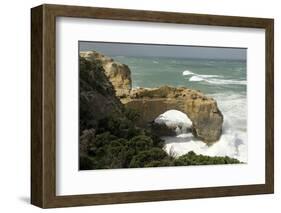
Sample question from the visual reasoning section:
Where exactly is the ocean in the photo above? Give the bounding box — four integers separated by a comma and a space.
113, 56, 247, 162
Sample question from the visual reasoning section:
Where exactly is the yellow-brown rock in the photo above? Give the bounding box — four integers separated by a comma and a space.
121, 86, 223, 142
80, 51, 132, 97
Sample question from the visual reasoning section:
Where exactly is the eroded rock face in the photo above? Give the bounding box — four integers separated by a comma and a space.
121, 86, 223, 142
80, 51, 132, 97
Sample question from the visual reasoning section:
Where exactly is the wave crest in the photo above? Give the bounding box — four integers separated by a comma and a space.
189, 76, 204, 81
182, 70, 194, 76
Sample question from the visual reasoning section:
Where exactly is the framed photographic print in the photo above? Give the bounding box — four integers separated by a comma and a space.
31, 4, 274, 208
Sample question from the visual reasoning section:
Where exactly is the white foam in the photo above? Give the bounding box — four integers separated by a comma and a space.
182, 69, 245, 85
189, 76, 204, 81
206, 78, 247, 85
189, 76, 246, 85
182, 70, 194, 76
164, 130, 247, 162
154, 110, 192, 134
162, 93, 247, 162
199, 74, 221, 78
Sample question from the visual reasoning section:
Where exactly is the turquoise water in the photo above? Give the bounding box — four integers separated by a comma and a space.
113, 56, 246, 94
112, 56, 247, 162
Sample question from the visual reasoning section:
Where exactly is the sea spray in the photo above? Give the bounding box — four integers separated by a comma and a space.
154, 110, 192, 134
162, 93, 247, 162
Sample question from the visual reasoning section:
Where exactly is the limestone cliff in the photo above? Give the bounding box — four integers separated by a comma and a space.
121, 86, 223, 142
80, 51, 132, 97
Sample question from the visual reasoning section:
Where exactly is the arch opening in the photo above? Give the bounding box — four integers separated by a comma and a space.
151, 109, 193, 136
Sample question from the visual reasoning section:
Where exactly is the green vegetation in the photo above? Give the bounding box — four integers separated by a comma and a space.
80, 110, 167, 169
174, 151, 240, 166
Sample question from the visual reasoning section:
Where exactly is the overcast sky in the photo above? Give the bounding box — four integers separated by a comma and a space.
79, 41, 246, 60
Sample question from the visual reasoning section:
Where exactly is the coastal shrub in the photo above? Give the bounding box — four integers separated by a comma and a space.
174, 151, 240, 166
96, 109, 156, 141
129, 148, 168, 168
102, 139, 130, 168
123, 107, 140, 122
144, 158, 174, 167
142, 129, 165, 148
94, 132, 117, 147
128, 135, 154, 152
79, 92, 97, 132
127, 126, 143, 139
79, 156, 94, 170
96, 115, 133, 139
84, 128, 169, 169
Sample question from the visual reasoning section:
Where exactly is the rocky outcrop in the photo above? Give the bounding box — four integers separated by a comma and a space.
79, 56, 124, 133
151, 122, 179, 136
121, 86, 223, 142
80, 51, 132, 97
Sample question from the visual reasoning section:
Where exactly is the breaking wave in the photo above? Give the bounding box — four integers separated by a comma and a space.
182, 70, 194, 76
182, 70, 246, 85
189, 76, 204, 82
160, 93, 247, 162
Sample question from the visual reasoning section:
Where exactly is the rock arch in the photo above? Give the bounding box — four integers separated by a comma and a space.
121, 86, 223, 142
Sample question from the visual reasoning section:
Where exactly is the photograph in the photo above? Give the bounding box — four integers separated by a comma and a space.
78, 41, 247, 170
29, 3, 274, 208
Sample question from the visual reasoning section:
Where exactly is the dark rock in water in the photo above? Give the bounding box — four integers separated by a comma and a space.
150, 122, 177, 136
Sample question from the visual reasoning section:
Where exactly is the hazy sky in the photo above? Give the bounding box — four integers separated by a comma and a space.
79, 41, 246, 60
